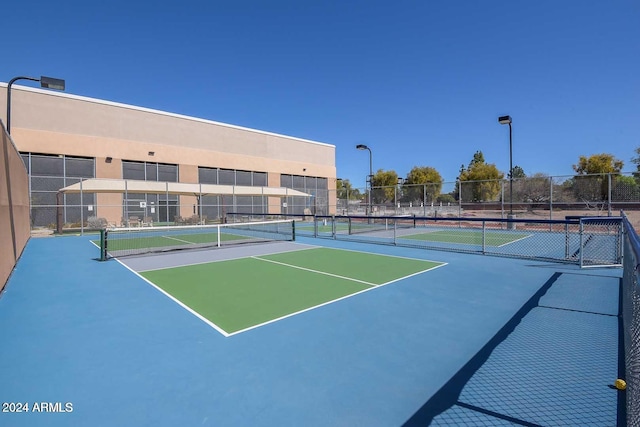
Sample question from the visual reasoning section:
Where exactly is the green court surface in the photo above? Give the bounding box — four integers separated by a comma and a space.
297, 222, 387, 233
139, 247, 444, 334
401, 229, 530, 246
97, 230, 250, 252
296, 222, 349, 233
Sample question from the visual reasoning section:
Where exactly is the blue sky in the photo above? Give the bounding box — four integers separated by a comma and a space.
3, 0, 638, 189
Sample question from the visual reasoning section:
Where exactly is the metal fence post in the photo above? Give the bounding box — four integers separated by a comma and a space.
579, 218, 584, 267
608, 173, 612, 216
549, 177, 553, 228
482, 220, 486, 254
80, 179, 84, 235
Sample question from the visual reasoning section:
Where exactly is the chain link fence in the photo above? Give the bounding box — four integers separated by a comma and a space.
27, 177, 319, 234
333, 172, 640, 228
623, 212, 640, 427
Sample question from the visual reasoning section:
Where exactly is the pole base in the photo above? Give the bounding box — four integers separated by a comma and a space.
507, 213, 516, 230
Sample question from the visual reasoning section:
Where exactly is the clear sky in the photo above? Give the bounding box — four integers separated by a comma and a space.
3, 0, 638, 189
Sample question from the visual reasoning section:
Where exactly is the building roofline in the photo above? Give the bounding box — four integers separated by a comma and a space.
0, 82, 334, 149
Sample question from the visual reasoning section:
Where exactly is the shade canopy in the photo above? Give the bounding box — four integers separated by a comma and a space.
59, 178, 311, 197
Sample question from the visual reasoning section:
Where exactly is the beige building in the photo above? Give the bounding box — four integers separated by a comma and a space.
0, 82, 336, 228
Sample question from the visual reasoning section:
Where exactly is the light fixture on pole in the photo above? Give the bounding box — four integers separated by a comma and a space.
356, 144, 372, 216
6, 75, 66, 134
498, 115, 514, 219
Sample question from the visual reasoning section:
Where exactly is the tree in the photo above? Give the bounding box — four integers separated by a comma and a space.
511, 165, 526, 179
612, 174, 640, 202
336, 179, 361, 200
572, 153, 624, 202
572, 153, 623, 174
370, 169, 399, 203
458, 151, 504, 202
403, 166, 443, 204
511, 172, 551, 211
632, 147, 640, 180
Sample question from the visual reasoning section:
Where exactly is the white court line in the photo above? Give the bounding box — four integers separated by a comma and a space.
251, 256, 377, 287
136, 243, 319, 273
317, 245, 444, 264
496, 234, 533, 247
227, 285, 379, 336
162, 235, 197, 244
116, 244, 447, 338
227, 259, 448, 337
115, 258, 230, 337
401, 229, 533, 248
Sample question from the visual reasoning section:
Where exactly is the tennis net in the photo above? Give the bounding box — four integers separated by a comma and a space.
99, 219, 295, 259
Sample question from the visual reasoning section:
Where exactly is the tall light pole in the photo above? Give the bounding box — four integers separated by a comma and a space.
498, 115, 513, 218
356, 144, 372, 216
7, 75, 66, 134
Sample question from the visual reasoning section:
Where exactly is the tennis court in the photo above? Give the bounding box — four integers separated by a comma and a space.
0, 217, 628, 427
124, 245, 445, 335
399, 228, 530, 246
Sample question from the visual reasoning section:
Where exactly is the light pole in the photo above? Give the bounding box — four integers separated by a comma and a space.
7, 75, 66, 134
498, 115, 514, 222
356, 144, 372, 216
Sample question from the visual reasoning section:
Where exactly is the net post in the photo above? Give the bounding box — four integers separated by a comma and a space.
348, 217, 352, 235
331, 216, 336, 238
291, 219, 296, 241
393, 218, 397, 245
217, 224, 221, 247
99, 229, 108, 261
565, 221, 570, 260
314, 215, 318, 237
579, 218, 584, 267
482, 220, 486, 254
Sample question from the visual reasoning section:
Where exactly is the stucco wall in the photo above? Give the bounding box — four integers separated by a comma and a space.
1, 120, 30, 292
0, 84, 336, 180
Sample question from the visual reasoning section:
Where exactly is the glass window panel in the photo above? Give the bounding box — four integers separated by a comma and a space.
65, 156, 94, 178
31, 155, 63, 176
292, 175, 305, 190
252, 196, 265, 213
146, 163, 158, 181
158, 163, 178, 182
236, 170, 252, 186
235, 196, 252, 210
279, 174, 290, 188
219, 169, 235, 185
199, 167, 218, 184
123, 161, 145, 180
317, 177, 328, 190
65, 178, 81, 186
253, 172, 267, 187
30, 176, 65, 192
65, 193, 83, 207
31, 206, 56, 227
305, 176, 317, 192
30, 191, 58, 205
64, 206, 82, 224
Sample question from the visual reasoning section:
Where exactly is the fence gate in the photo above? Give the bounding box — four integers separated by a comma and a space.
579, 217, 623, 267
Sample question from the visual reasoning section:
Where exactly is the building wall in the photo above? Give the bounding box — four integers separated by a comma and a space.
0, 83, 337, 224
0, 83, 335, 179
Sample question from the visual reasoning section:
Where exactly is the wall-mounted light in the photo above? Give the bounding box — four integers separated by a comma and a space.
148, 151, 155, 156
6, 75, 66, 134
105, 157, 113, 163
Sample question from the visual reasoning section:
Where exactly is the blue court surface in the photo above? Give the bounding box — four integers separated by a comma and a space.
0, 235, 623, 426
